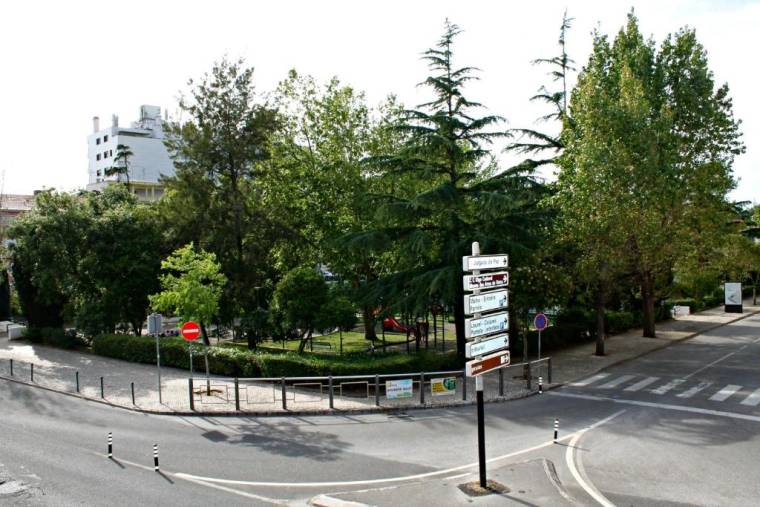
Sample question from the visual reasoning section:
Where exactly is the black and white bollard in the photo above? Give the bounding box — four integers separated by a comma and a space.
107, 432, 113, 458
539, 376, 543, 394
553, 418, 559, 442
153, 444, 159, 472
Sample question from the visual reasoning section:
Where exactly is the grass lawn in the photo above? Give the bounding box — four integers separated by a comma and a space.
255, 330, 411, 355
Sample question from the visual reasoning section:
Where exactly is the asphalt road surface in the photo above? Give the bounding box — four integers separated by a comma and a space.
1, 312, 758, 506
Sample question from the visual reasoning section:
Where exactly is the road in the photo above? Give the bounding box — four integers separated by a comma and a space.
1, 312, 758, 506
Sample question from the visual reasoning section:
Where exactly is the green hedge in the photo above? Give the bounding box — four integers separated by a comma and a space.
25, 327, 88, 350
91, 333, 460, 377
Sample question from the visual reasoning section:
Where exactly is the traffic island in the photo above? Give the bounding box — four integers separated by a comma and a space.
458, 479, 510, 497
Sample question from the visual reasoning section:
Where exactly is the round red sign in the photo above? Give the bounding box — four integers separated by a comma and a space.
181, 321, 201, 341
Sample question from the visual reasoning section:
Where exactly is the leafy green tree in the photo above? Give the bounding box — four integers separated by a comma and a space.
356, 21, 545, 360
150, 243, 227, 345
317, 290, 358, 355
163, 58, 279, 323
0, 269, 10, 321
76, 188, 163, 335
10, 191, 88, 328
558, 13, 743, 343
270, 267, 328, 353
265, 71, 404, 341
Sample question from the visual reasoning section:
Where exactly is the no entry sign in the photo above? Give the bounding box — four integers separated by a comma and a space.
181, 321, 201, 341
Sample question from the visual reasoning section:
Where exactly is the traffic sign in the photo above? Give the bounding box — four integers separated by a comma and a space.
181, 321, 201, 341
534, 312, 548, 331
465, 312, 509, 339
466, 334, 509, 358
463, 271, 509, 291
462, 255, 509, 272
466, 350, 511, 377
464, 290, 508, 315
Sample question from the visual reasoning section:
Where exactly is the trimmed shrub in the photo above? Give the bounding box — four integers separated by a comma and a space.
91, 333, 460, 377
25, 327, 88, 350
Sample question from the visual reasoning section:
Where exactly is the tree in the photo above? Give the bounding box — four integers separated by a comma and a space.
265, 70, 405, 341
354, 21, 545, 361
507, 10, 574, 171
317, 290, 358, 355
270, 267, 328, 353
150, 243, 227, 345
105, 144, 134, 191
163, 58, 279, 323
558, 13, 743, 343
0, 269, 10, 321
76, 188, 163, 335
9, 191, 88, 328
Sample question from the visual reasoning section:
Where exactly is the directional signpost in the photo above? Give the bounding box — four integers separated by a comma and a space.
463, 242, 510, 489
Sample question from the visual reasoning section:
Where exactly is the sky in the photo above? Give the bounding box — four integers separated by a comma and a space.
0, 0, 757, 203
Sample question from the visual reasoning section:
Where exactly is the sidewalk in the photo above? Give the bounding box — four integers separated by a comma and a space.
1, 298, 757, 415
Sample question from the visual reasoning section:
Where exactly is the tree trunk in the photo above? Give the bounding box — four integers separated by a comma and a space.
595, 288, 606, 356
297, 329, 311, 354
753, 281, 757, 306
362, 306, 377, 341
641, 273, 656, 338
200, 322, 211, 346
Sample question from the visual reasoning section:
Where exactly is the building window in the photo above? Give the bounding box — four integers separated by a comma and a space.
96, 170, 101, 177
104, 135, 109, 142
103, 151, 108, 158
96, 154, 101, 161
109, 149, 113, 156
96, 138, 101, 145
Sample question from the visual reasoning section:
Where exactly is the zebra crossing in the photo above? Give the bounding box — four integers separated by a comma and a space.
568, 373, 760, 407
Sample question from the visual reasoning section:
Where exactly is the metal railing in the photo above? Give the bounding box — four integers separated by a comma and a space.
2, 356, 551, 414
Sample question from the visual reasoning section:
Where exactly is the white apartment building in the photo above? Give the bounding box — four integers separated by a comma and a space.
86, 105, 175, 200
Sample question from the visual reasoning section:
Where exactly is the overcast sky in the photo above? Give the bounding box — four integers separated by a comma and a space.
1, 0, 757, 203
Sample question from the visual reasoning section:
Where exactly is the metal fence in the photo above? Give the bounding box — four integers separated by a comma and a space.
1, 356, 552, 414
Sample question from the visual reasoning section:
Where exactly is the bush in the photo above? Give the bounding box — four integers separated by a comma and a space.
606, 311, 637, 334
25, 327, 88, 350
91, 333, 460, 377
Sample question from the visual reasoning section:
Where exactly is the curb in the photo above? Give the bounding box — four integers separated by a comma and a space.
548, 307, 760, 390
0, 371, 534, 418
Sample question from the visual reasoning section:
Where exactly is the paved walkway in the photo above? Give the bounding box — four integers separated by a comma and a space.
0, 298, 757, 415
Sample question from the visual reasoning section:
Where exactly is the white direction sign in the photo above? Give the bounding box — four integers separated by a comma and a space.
462, 255, 509, 272
463, 271, 509, 291
464, 290, 508, 315
465, 312, 509, 339
466, 334, 509, 358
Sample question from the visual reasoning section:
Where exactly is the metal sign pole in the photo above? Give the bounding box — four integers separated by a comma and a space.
471, 241, 487, 489
204, 346, 211, 395
155, 332, 162, 404
190, 346, 194, 377
538, 329, 542, 361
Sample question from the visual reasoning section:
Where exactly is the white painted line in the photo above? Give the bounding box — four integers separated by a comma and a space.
569, 373, 610, 387
565, 411, 625, 507
597, 375, 635, 389
740, 388, 760, 407
709, 385, 741, 402
624, 377, 659, 392
683, 351, 736, 379
677, 382, 712, 399
550, 391, 760, 423
173, 410, 626, 489
651, 379, 685, 395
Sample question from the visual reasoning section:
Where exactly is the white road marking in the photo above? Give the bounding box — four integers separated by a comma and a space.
597, 375, 635, 389
550, 391, 760, 423
565, 410, 625, 507
677, 382, 712, 399
683, 351, 737, 379
624, 377, 659, 392
709, 385, 741, 402
740, 388, 760, 407
570, 373, 610, 387
651, 379, 685, 395
173, 410, 627, 489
